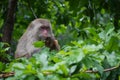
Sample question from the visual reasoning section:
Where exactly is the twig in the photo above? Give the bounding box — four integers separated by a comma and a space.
0, 72, 14, 78
27, 0, 37, 19
86, 66, 119, 73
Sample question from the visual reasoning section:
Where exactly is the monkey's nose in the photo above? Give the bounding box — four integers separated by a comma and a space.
43, 34, 48, 38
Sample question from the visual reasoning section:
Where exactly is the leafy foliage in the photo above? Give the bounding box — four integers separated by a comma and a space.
4, 26, 120, 80
0, 0, 120, 80
0, 42, 11, 63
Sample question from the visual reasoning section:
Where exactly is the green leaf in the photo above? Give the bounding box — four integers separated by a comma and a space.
33, 41, 45, 48
105, 36, 119, 52
101, 8, 105, 14
0, 62, 4, 71
13, 63, 25, 69
59, 64, 69, 76
106, 52, 118, 66
37, 73, 45, 80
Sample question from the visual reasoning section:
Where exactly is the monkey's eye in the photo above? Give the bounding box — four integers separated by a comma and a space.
46, 26, 50, 30
39, 26, 45, 30
40, 26, 50, 31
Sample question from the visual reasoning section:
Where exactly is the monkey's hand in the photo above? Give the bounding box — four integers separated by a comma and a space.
45, 37, 60, 51
53, 40, 60, 51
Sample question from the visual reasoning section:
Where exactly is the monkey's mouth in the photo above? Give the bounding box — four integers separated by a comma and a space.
40, 36, 51, 42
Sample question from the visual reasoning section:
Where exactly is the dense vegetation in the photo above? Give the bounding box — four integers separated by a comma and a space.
0, 0, 120, 80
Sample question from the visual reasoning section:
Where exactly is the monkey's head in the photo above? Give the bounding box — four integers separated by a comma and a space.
29, 19, 54, 41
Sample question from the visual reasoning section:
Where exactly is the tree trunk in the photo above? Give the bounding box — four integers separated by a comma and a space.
2, 0, 17, 44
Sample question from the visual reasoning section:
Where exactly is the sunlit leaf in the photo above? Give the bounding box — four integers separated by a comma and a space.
33, 41, 45, 48
13, 63, 25, 69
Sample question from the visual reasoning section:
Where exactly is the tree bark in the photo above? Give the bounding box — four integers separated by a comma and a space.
2, 0, 17, 44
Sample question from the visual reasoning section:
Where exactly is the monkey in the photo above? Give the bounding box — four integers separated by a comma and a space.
15, 18, 60, 58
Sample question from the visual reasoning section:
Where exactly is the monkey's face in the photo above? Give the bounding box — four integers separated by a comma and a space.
37, 24, 53, 40
31, 19, 54, 41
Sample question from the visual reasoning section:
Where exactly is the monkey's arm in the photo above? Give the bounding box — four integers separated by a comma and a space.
15, 52, 31, 58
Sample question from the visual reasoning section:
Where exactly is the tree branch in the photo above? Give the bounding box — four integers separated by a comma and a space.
2, 0, 17, 44
0, 65, 119, 78
85, 65, 119, 73
0, 72, 14, 78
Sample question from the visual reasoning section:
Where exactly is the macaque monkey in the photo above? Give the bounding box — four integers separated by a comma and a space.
15, 18, 60, 58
